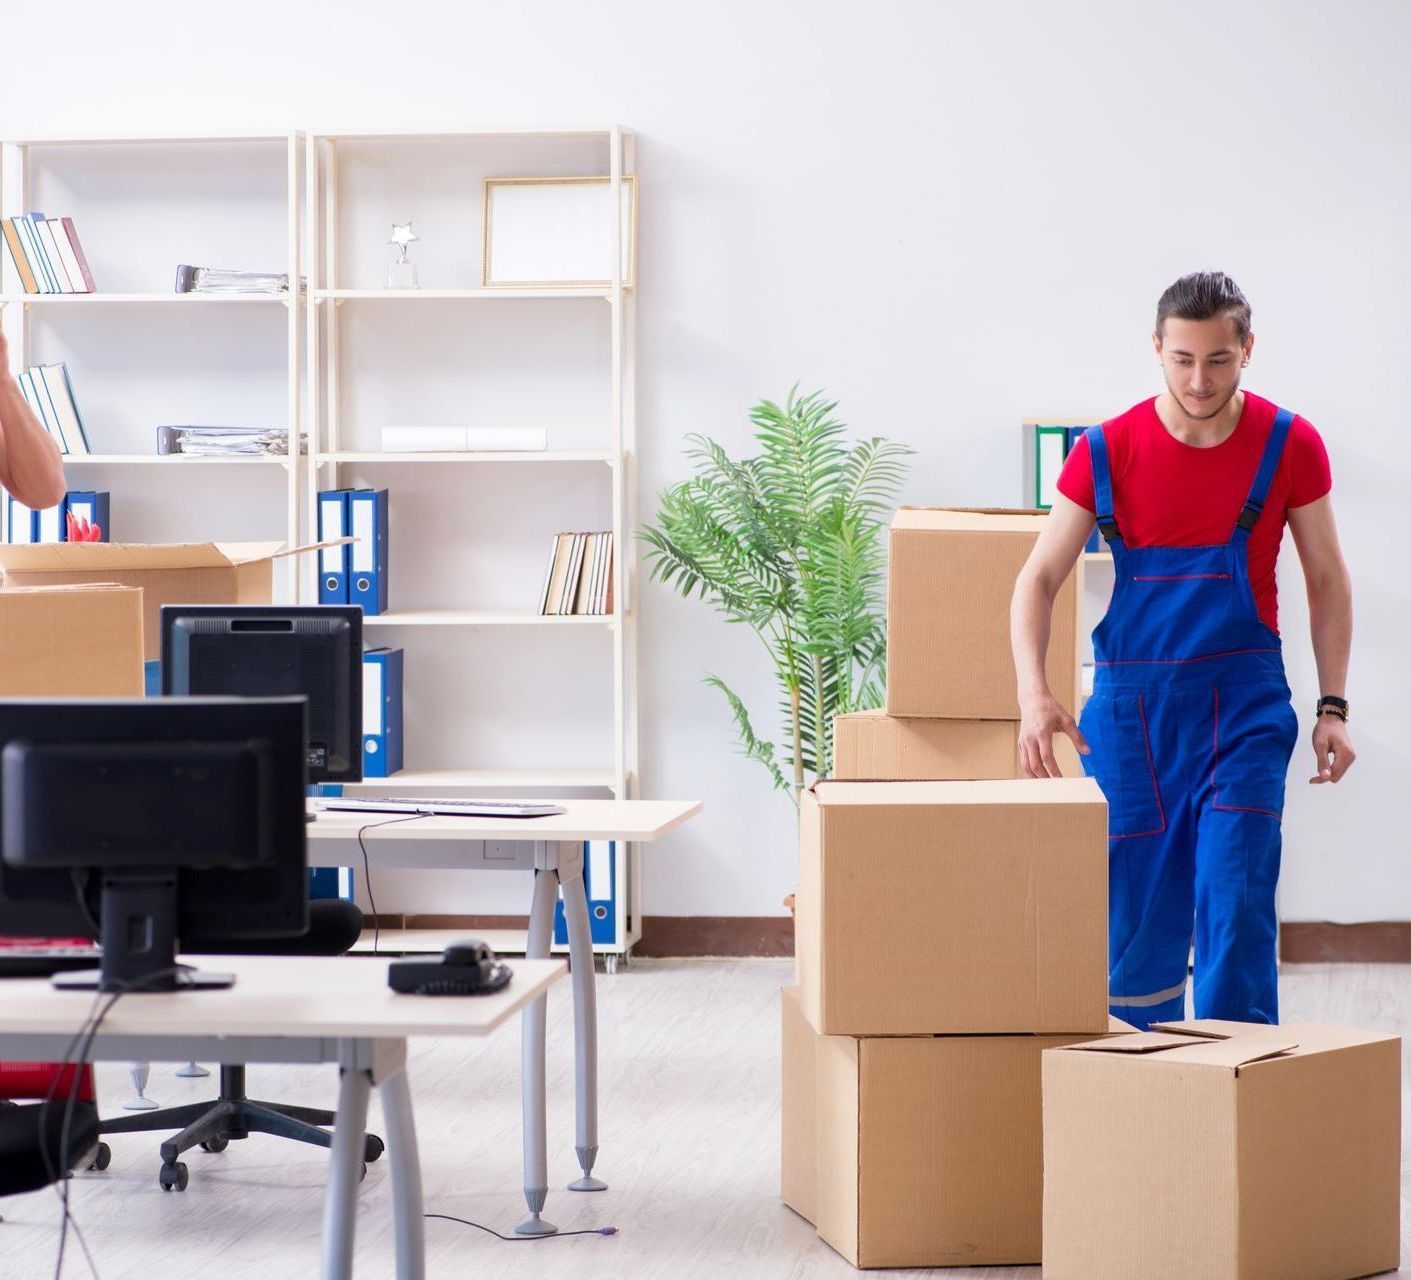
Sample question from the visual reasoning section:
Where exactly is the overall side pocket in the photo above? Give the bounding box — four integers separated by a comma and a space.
1079, 694, 1167, 840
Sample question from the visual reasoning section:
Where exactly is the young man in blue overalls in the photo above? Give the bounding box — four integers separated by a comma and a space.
1011, 271, 1355, 1031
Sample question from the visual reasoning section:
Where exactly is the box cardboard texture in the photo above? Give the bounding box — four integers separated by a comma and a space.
886, 508, 1081, 721
833, 708, 1082, 780
1043, 1019, 1402, 1280
780, 985, 818, 1225
0, 541, 335, 660
781, 986, 1126, 1268
0, 584, 143, 696
796, 778, 1109, 1036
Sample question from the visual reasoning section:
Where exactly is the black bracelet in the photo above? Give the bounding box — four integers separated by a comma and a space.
1316, 695, 1349, 722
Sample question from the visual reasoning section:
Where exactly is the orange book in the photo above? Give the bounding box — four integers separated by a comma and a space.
2, 219, 38, 293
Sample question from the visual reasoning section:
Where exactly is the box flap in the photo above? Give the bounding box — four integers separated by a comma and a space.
1064, 1030, 1297, 1069
812, 778, 1104, 808
214, 536, 354, 565
0, 542, 241, 572
1063, 1032, 1198, 1055
0, 581, 132, 595
892, 506, 1049, 534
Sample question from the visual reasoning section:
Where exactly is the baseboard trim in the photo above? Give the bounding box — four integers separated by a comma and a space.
1281, 922, 1411, 963
366, 914, 797, 957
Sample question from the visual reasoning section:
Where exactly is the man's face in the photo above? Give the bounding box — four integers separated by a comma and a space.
1153, 314, 1254, 421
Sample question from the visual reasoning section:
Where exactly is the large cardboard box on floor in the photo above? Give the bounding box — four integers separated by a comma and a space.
1043, 1019, 1402, 1280
886, 507, 1081, 721
0, 584, 144, 696
796, 778, 1108, 1036
781, 986, 1125, 1268
0, 541, 333, 660
833, 708, 1082, 780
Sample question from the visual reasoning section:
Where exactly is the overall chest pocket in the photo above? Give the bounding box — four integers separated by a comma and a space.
1078, 694, 1167, 840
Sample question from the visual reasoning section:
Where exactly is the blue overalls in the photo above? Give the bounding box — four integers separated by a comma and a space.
1078, 409, 1300, 1030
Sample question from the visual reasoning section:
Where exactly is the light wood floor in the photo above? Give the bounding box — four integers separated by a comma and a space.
3, 960, 1409, 1278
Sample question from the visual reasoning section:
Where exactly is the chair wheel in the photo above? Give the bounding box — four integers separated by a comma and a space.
87, 1142, 111, 1172
364, 1134, 384, 1162
199, 1135, 228, 1153
159, 1161, 188, 1192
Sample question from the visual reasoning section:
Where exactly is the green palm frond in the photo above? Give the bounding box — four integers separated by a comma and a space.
640, 386, 911, 819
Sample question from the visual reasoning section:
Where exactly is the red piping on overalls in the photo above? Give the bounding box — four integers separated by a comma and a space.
1211, 686, 1283, 820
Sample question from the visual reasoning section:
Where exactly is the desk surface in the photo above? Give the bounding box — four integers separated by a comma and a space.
0, 955, 566, 1040
307, 798, 702, 844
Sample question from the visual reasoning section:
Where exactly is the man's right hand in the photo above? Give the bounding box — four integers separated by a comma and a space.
1018, 692, 1090, 778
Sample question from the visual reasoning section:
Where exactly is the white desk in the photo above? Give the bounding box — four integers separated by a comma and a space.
306, 798, 701, 1234
0, 953, 565, 1280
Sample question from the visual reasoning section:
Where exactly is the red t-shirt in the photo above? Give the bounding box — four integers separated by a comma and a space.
1057, 391, 1331, 635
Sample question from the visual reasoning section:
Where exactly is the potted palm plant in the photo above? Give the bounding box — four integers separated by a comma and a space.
640, 386, 912, 848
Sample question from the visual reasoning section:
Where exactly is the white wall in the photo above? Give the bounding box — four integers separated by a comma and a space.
3, 0, 1406, 923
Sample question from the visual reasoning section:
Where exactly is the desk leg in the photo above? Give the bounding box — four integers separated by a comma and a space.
322, 1053, 372, 1280
516, 866, 558, 1237
560, 865, 605, 1191
380, 1066, 426, 1280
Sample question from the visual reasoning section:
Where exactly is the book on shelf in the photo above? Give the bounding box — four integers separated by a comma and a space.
1, 215, 95, 294
155, 426, 305, 457
18, 363, 91, 455
538, 530, 614, 616
174, 264, 304, 295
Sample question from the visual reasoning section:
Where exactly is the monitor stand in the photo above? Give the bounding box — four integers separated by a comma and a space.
53, 967, 234, 991
54, 870, 237, 993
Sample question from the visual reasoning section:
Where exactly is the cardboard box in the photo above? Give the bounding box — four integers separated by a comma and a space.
781, 986, 1123, 1268
0, 541, 327, 660
833, 708, 1082, 780
796, 778, 1108, 1035
1043, 1019, 1402, 1280
0, 584, 144, 696
885, 507, 1082, 721
780, 985, 818, 1225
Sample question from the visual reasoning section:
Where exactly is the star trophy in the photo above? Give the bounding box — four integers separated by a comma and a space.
387, 221, 420, 289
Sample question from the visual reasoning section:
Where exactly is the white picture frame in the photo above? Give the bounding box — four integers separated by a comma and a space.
482, 175, 637, 289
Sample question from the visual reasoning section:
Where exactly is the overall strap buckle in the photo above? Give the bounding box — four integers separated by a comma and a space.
1236, 499, 1264, 532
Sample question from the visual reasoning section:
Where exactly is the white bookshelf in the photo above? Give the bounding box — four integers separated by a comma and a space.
0, 132, 304, 557
304, 125, 641, 962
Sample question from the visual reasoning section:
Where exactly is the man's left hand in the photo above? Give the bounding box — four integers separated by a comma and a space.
1310, 716, 1355, 784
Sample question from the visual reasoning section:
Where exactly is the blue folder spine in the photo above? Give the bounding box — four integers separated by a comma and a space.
553, 840, 618, 947
317, 489, 350, 604
348, 488, 389, 615
362, 646, 404, 778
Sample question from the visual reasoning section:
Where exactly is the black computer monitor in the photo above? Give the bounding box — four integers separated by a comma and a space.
0, 697, 308, 991
161, 605, 362, 785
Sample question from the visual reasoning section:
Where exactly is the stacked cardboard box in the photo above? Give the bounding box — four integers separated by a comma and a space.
835, 507, 1084, 783
778, 505, 1108, 1268
785, 777, 1112, 1267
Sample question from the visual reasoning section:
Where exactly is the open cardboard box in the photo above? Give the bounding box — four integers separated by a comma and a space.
1043, 1019, 1402, 1280
0, 540, 348, 660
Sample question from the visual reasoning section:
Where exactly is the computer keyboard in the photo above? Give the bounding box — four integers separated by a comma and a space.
319, 797, 567, 819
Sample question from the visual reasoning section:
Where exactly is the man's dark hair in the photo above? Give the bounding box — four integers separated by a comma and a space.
1155, 271, 1252, 343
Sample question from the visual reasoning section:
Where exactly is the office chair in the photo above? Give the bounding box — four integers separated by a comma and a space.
97, 900, 384, 1192
0, 1063, 106, 1222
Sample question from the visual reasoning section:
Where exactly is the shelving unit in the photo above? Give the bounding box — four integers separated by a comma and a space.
304, 126, 641, 963
0, 132, 304, 556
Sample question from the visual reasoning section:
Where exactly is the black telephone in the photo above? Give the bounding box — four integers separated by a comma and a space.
387, 939, 512, 996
